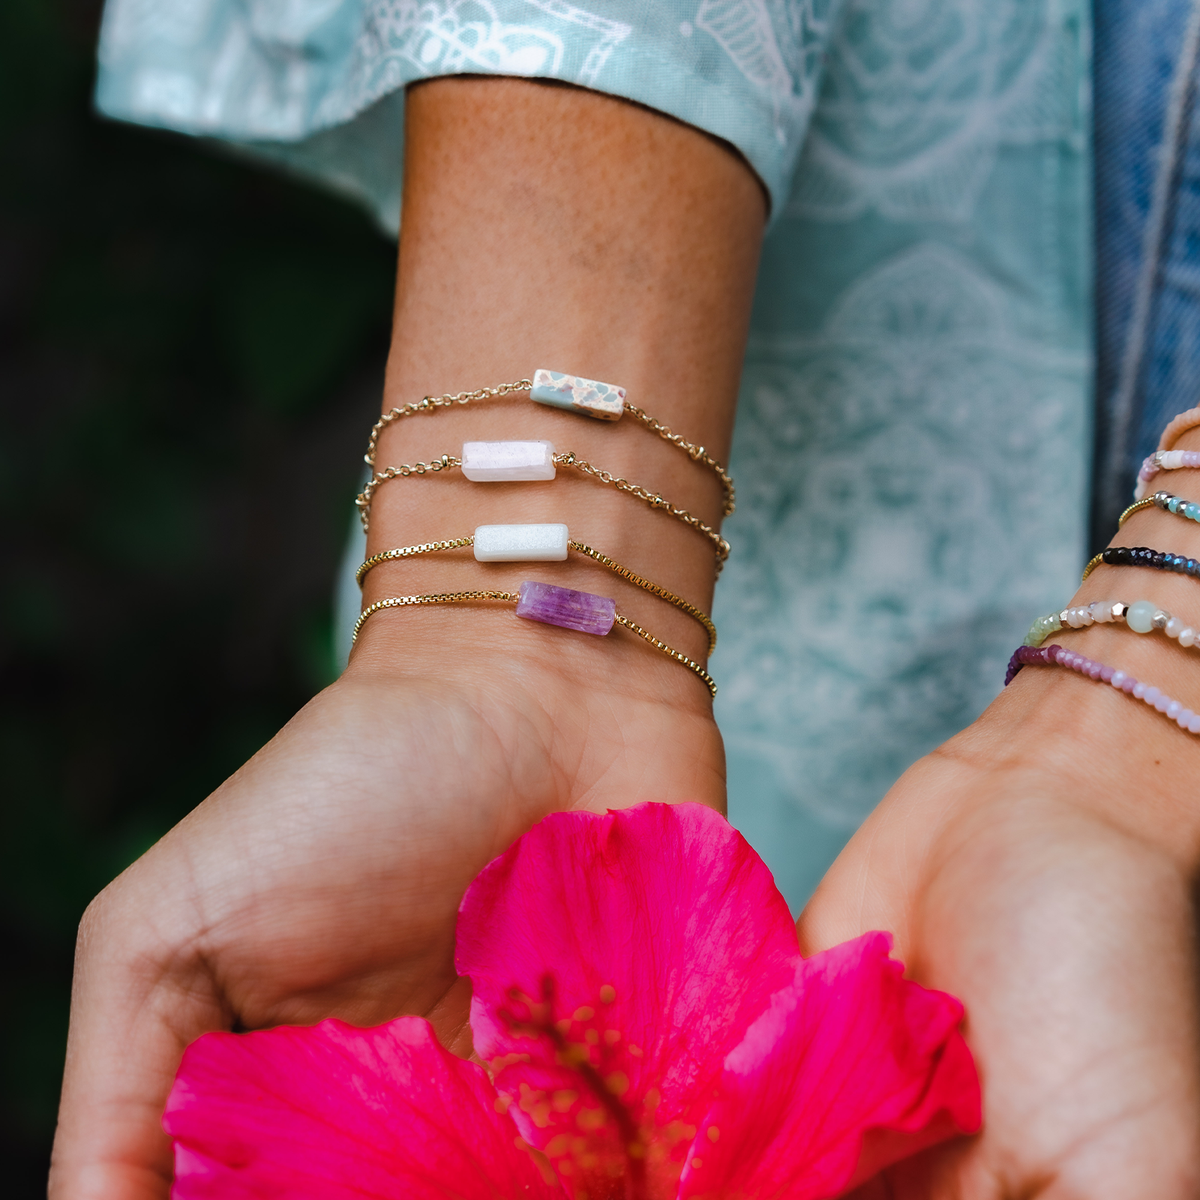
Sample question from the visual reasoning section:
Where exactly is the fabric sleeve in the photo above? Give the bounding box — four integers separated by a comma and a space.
94, 1, 841, 231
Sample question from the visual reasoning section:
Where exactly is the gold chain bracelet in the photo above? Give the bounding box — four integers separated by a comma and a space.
354, 450, 730, 568
352, 588, 717, 698
363, 373, 735, 516
356, 533, 717, 655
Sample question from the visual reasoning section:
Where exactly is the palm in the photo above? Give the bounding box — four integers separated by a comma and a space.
801, 752, 1200, 1197
51, 662, 724, 1200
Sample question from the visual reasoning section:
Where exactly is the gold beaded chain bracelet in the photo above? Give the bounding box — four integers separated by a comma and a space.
354, 443, 730, 568
364, 369, 735, 516
356, 525, 717, 656
351, 583, 717, 698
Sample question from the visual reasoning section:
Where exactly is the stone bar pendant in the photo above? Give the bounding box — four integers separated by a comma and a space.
515, 580, 616, 636
530, 369, 625, 421
473, 524, 569, 562
461, 440, 556, 481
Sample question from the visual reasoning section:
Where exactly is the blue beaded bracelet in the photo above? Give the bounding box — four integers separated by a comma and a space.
1118, 489, 1200, 528
1081, 545, 1200, 583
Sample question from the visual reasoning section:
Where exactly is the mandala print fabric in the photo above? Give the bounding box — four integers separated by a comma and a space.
719, 0, 1090, 901
95, 0, 1091, 907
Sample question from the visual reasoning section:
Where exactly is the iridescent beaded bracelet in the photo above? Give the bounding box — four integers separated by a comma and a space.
351, 581, 717, 697
356, 523, 717, 656
1118, 489, 1200, 529
354, 440, 730, 567
1081, 545, 1200, 583
1023, 598, 1200, 650
364, 369, 735, 515
1004, 644, 1200, 734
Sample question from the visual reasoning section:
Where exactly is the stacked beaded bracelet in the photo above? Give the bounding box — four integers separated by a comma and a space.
356, 523, 717, 655
1009, 406, 1200, 738
1081, 544, 1200, 583
352, 581, 717, 697
1118, 489, 1200, 530
1023, 598, 1200, 650
1134, 405, 1200, 498
1134, 449, 1200, 499
364, 369, 735, 515
354, 439, 730, 566
1005, 644, 1200, 734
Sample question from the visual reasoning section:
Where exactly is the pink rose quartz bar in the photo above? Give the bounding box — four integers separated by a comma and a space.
530, 369, 625, 421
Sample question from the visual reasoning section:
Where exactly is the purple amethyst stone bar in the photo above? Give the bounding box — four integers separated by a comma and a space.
515, 580, 616, 636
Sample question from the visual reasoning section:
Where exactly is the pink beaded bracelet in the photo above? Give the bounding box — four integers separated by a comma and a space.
1134, 405, 1200, 498
1005, 643, 1200, 734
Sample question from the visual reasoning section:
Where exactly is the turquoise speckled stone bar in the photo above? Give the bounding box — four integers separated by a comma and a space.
530, 368, 625, 421
515, 580, 616, 635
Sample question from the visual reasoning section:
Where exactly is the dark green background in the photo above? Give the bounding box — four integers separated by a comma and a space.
1, 2, 397, 1191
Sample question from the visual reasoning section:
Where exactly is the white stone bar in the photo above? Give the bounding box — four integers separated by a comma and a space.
461, 440, 556, 482
474, 523, 569, 562
530, 368, 625, 421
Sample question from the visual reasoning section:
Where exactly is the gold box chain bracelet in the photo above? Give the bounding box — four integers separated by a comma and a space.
354, 450, 731, 568
363, 373, 735, 516
351, 588, 717, 698
356, 533, 717, 655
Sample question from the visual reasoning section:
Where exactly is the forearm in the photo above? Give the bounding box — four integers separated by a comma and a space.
352, 78, 765, 697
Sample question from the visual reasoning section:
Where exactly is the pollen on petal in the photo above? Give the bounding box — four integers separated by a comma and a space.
574, 1006, 595, 1022
605, 1071, 630, 1097
599, 985, 617, 1004
707, 1125, 720, 1142
577, 1107, 607, 1131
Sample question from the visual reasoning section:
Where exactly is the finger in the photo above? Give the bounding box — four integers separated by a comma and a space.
49, 881, 227, 1200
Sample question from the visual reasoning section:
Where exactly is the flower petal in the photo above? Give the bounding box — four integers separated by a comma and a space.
455, 802, 801, 1195
165, 1016, 563, 1199
680, 932, 981, 1200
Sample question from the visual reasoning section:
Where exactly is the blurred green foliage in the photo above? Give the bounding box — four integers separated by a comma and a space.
0, 1, 396, 1191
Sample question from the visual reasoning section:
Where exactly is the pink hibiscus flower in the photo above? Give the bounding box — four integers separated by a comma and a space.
165, 803, 979, 1199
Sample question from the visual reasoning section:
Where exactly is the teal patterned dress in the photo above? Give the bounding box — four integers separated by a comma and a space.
96, 1, 1092, 907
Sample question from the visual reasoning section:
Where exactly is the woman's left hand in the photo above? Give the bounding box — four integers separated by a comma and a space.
800, 670, 1200, 1198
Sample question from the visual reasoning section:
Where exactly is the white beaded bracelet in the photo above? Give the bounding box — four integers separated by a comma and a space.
1024, 598, 1200, 650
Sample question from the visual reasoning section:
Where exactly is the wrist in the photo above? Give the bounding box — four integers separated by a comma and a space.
945, 423, 1200, 867
346, 79, 765, 695
344, 589, 719, 716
